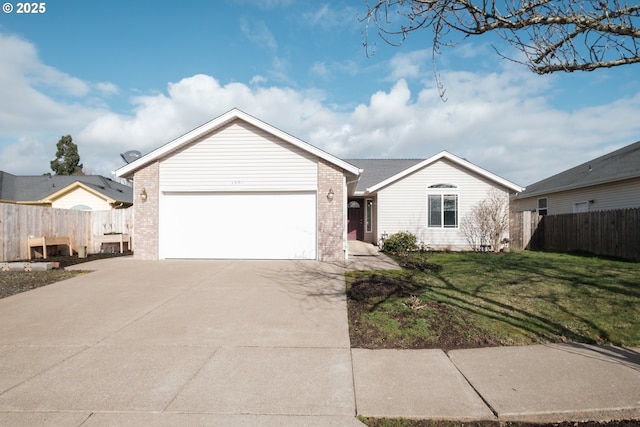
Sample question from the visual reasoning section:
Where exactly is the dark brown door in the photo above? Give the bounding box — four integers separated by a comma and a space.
347, 200, 364, 240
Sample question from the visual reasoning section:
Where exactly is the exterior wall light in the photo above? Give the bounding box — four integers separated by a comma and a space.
140, 188, 148, 202
327, 188, 335, 201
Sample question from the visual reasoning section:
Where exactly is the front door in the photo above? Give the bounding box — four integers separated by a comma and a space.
347, 199, 363, 240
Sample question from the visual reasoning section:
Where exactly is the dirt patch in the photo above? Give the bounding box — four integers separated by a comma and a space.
0, 252, 131, 299
347, 273, 500, 350
348, 297, 499, 350
349, 275, 421, 301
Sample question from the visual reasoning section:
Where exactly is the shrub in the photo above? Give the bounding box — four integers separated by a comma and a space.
382, 231, 418, 256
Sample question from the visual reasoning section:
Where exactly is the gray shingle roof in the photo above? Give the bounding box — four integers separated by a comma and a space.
515, 140, 640, 199
344, 159, 425, 192
0, 171, 133, 204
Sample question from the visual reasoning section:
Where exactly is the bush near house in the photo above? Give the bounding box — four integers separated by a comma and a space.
381, 231, 419, 256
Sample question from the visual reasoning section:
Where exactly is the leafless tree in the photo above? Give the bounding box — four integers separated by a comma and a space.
461, 189, 510, 253
363, 0, 640, 75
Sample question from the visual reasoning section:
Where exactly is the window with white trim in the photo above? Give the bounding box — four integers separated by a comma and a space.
537, 198, 548, 216
427, 184, 458, 228
573, 201, 588, 213
366, 199, 373, 232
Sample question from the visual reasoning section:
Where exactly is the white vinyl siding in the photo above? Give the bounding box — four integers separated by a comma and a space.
51, 188, 111, 211
511, 177, 640, 215
376, 158, 510, 250
160, 120, 317, 192
156, 119, 320, 260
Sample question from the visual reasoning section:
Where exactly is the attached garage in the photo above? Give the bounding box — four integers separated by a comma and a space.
160, 192, 317, 259
116, 108, 360, 262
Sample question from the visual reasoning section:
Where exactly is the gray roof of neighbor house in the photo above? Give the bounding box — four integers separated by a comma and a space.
514, 140, 640, 199
344, 159, 425, 193
0, 171, 133, 204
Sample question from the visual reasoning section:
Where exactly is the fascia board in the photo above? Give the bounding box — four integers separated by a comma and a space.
43, 182, 115, 204
116, 108, 361, 178
366, 151, 523, 193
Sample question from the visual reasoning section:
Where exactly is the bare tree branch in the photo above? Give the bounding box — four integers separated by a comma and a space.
363, 0, 640, 74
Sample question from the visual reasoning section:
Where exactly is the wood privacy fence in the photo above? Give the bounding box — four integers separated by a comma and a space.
510, 208, 640, 260
0, 204, 133, 261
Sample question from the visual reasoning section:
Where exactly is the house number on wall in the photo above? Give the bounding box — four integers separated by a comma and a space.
231, 180, 244, 185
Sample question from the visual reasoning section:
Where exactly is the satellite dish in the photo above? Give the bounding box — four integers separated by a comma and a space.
120, 150, 142, 164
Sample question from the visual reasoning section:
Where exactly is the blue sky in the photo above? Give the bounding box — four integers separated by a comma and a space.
1, 0, 639, 186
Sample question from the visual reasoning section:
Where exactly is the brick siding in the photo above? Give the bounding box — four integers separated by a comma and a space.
317, 159, 346, 262
132, 161, 159, 260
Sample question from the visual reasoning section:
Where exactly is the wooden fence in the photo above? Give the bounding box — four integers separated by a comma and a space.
0, 204, 133, 261
510, 208, 640, 260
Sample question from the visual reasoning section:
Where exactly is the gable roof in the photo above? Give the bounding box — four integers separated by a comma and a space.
0, 171, 133, 205
514, 140, 640, 199
344, 159, 424, 192
347, 151, 523, 194
116, 108, 361, 179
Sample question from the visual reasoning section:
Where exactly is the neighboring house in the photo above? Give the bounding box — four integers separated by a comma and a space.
116, 108, 522, 261
0, 172, 133, 211
511, 140, 640, 215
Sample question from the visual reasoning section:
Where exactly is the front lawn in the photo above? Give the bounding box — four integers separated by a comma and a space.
347, 251, 640, 349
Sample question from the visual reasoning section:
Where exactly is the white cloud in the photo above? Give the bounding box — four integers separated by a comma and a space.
0, 136, 51, 175
388, 50, 429, 81
0, 33, 111, 174
95, 82, 119, 97
0, 34, 90, 98
2, 32, 640, 188
303, 4, 360, 31
310, 61, 329, 79
239, 18, 278, 50
250, 75, 268, 85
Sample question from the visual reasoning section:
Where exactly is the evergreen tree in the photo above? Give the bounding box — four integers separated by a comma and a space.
50, 135, 83, 175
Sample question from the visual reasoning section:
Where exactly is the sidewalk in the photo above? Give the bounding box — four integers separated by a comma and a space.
346, 240, 401, 270
353, 344, 640, 423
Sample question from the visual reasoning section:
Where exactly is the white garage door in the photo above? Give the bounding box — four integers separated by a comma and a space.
160, 192, 317, 259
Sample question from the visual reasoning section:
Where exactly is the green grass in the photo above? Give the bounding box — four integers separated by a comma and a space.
347, 251, 640, 349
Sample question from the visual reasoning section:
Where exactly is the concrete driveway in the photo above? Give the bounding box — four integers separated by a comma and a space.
0, 258, 363, 426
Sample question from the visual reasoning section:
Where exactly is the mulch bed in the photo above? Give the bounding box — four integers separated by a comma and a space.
0, 252, 131, 299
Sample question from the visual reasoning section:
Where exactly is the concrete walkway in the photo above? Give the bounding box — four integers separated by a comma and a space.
0, 257, 639, 426
347, 240, 401, 270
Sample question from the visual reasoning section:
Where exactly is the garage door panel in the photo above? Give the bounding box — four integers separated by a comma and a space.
160, 192, 316, 259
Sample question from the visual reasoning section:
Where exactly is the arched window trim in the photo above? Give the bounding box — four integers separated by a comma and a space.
428, 183, 458, 189
70, 204, 93, 211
